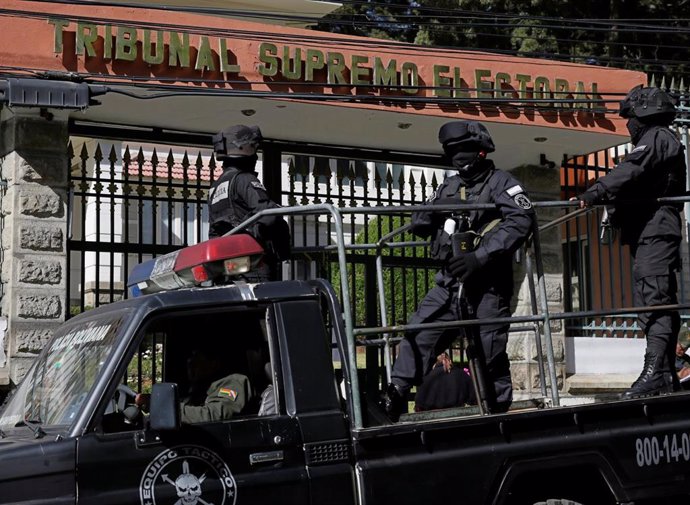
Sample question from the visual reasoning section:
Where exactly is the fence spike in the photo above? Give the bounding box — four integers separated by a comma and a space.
108, 145, 118, 165
194, 152, 203, 180
660, 75, 667, 90
94, 143, 103, 162
649, 74, 656, 87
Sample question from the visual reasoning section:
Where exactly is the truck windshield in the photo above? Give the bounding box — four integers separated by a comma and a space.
0, 313, 124, 432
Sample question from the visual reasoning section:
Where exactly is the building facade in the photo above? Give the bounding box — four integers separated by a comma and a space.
1, 0, 672, 400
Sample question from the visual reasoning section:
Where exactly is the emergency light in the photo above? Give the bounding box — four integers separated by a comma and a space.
127, 234, 264, 297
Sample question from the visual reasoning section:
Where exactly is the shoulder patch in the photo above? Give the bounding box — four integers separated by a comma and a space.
506, 184, 524, 197
218, 388, 238, 400
513, 194, 532, 209
251, 180, 266, 191
210, 180, 229, 206
631, 145, 647, 153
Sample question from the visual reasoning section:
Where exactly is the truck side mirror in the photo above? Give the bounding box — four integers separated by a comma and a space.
149, 383, 180, 431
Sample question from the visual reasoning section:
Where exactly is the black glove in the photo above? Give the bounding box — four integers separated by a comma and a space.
578, 191, 597, 206
447, 252, 481, 282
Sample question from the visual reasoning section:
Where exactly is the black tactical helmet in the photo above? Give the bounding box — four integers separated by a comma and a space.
619, 86, 677, 120
438, 120, 496, 154
212, 125, 263, 159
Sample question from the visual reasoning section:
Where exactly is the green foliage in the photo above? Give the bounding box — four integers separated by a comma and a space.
126, 338, 163, 393
317, 0, 690, 77
70, 305, 94, 316
331, 215, 436, 328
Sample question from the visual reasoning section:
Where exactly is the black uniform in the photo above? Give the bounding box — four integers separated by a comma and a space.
208, 163, 288, 282
390, 160, 535, 406
581, 124, 686, 371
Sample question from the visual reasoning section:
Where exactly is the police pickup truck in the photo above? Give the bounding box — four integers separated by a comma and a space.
0, 232, 689, 505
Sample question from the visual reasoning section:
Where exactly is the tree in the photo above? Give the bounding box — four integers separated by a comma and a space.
317, 0, 690, 78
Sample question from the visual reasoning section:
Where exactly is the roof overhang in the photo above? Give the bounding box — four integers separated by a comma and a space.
0, 0, 646, 168
74, 0, 342, 27
69, 89, 624, 170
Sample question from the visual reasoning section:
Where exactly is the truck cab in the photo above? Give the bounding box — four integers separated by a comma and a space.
0, 234, 354, 505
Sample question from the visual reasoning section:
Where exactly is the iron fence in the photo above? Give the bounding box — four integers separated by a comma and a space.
67, 89, 690, 341
67, 139, 216, 313
560, 145, 638, 337
66, 139, 444, 330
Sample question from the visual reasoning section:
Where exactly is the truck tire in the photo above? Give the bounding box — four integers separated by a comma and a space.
533, 500, 584, 505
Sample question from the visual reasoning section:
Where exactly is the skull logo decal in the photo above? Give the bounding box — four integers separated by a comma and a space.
140, 446, 236, 505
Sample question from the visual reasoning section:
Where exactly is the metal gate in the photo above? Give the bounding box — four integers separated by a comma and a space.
66, 137, 443, 329
68, 79, 690, 339
560, 145, 639, 337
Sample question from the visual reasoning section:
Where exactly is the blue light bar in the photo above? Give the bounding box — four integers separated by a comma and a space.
126, 235, 266, 297
126, 258, 156, 297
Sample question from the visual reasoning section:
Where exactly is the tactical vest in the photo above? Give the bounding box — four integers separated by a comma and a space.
430, 170, 500, 261
208, 168, 245, 230
208, 168, 291, 261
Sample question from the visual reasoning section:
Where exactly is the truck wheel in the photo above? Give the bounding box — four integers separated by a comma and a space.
533, 500, 584, 505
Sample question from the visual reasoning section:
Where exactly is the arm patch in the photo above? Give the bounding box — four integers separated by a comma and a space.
513, 194, 532, 209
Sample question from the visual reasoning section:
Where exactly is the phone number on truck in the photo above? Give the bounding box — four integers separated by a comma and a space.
635, 433, 690, 467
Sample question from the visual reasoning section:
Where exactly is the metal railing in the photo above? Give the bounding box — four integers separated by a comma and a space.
228, 196, 690, 429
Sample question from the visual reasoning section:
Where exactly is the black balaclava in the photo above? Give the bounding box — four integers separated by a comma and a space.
626, 112, 675, 145
223, 154, 258, 172
446, 146, 490, 183
626, 117, 648, 145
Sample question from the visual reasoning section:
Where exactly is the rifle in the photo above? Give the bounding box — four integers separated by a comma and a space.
451, 214, 494, 415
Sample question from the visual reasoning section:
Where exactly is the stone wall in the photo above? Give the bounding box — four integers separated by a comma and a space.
508, 163, 565, 400
0, 109, 69, 386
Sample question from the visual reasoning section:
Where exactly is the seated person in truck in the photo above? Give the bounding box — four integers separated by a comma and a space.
414, 352, 476, 412
136, 344, 253, 423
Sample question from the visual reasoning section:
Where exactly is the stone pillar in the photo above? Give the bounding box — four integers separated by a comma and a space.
0, 107, 69, 386
507, 163, 566, 400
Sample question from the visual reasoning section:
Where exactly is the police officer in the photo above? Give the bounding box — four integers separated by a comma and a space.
179, 347, 252, 423
383, 120, 535, 420
136, 346, 252, 423
576, 86, 686, 399
208, 124, 290, 282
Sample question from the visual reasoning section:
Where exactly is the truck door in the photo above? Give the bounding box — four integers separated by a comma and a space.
76, 305, 310, 504
273, 299, 356, 505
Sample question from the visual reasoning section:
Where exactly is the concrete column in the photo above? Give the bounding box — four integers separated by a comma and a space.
507, 163, 566, 400
0, 107, 69, 386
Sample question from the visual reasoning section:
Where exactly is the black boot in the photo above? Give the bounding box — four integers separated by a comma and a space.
381, 383, 407, 422
620, 351, 674, 400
